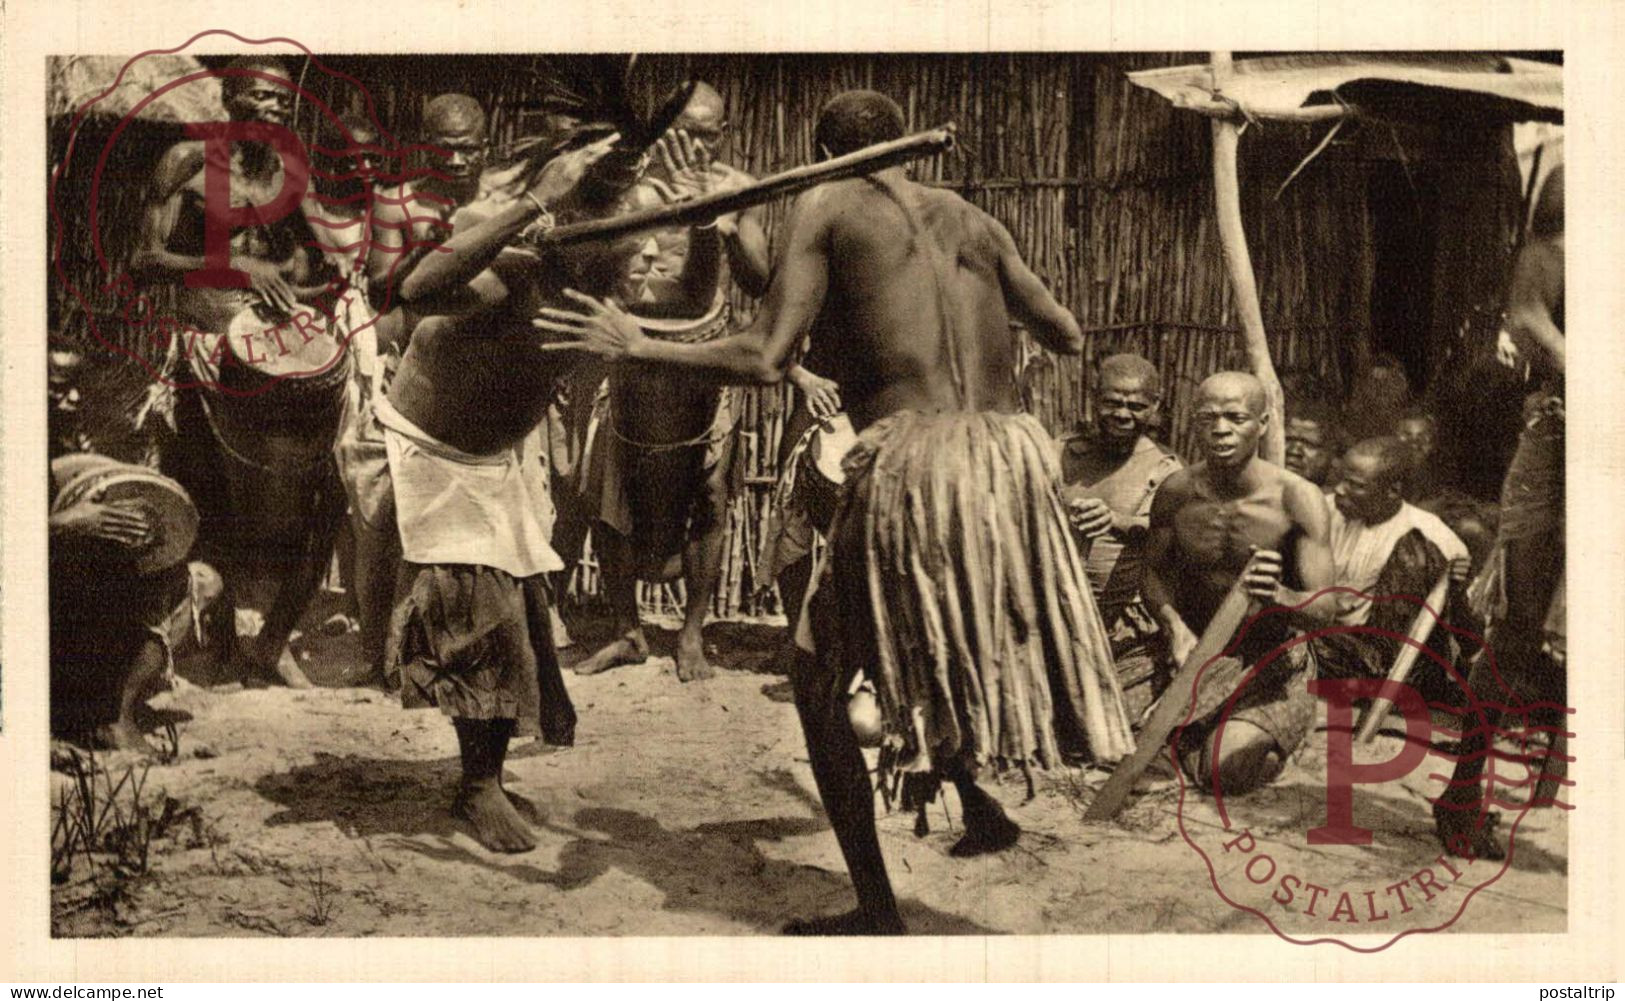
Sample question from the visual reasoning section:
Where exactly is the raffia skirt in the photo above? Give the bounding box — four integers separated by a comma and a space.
811, 410, 1135, 774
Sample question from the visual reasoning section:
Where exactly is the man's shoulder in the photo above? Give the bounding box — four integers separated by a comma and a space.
153, 141, 208, 187
1158, 462, 1198, 497
1145, 437, 1181, 463
1276, 465, 1332, 522
1399, 502, 1469, 557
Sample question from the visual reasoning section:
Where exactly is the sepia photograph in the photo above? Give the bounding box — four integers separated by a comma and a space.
37, 41, 1572, 947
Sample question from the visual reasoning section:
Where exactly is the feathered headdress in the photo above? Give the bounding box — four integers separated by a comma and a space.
492, 55, 697, 203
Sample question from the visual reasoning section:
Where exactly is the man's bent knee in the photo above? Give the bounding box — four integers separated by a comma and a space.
1188, 723, 1287, 797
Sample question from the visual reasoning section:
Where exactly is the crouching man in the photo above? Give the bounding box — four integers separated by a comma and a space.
1143, 371, 1336, 796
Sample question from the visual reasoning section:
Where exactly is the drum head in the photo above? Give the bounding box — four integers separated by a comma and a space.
811, 414, 856, 486
53, 465, 199, 575
219, 305, 349, 397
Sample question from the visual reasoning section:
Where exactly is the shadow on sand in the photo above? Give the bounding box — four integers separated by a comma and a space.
254, 757, 989, 935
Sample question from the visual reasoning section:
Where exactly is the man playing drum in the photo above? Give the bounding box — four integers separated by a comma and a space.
49, 342, 200, 754
135, 56, 349, 689
571, 82, 772, 683
539, 89, 1132, 934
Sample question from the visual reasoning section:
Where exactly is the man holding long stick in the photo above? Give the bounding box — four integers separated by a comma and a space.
537, 89, 1132, 934
1142, 371, 1336, 796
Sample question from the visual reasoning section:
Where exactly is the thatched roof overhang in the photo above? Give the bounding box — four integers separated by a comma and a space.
1126, 53, 1562, 126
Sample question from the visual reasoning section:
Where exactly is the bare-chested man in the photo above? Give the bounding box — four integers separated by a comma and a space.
373, 105, 616, 852
1143, 372, 1336, 796
539, 89, 1132, 934
332, 94, 496, 683
572, 81, 772, 683
1435, 163, 1566, 861
136, 56, 347, 689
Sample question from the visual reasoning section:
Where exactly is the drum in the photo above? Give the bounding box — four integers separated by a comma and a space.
191, 305, 352, 549
608, 298, 734, 569
799, 413, 857, 533
50, 454, 199, 575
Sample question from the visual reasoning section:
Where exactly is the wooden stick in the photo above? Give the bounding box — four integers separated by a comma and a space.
1084, 581, 1258, 821
543, 125, 956, 247
1355, 570, 1452, 744
1208, 52, 1286, 465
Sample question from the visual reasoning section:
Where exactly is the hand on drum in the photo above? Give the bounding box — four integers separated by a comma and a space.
791, 367, 842, 420
55, 498, 154, 550
236, 258, 298, 315
1064, 495, 1113, 540
533, 290, 646, 361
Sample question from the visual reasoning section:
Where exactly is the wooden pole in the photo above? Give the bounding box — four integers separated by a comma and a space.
1084, 581, 1259, 821
543, 125, 956, 247
1208, 52, 1286, 464
1354, 571, 1452, 744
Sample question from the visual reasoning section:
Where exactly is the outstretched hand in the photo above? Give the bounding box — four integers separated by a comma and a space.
527, 133, 622, 207
655, 129, 714, 197
533, 290, 646, 361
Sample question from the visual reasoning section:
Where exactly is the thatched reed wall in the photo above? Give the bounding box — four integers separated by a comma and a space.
50, 53, 1524, 617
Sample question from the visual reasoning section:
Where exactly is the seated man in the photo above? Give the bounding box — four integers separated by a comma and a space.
1283, 396, 1342, 492
1393, 406, 1448, 504
1313, 438, 1471, 698
1058, 352, 1182, 723
48, 342, 189, 754
1144, 371, 1336, 797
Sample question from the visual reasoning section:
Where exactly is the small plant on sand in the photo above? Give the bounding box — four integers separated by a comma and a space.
50, 747, 197, 924
304, 865, 338, 927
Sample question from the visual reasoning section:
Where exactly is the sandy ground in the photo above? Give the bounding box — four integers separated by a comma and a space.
50, 608, 1568, 939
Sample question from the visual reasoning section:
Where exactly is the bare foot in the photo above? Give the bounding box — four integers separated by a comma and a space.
676, 634, 715, 683
273, 648, 315, 689
1434, 801, 1506, 861
950, 810, 1021, 857
453, 783, 537, 853
503, 788, 544, 824
783, 908, 906, 936
91, 720, 157, 756
574, 632, 648, 676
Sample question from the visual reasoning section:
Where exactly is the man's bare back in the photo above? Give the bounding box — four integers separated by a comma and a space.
797, 175, 1025, 430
